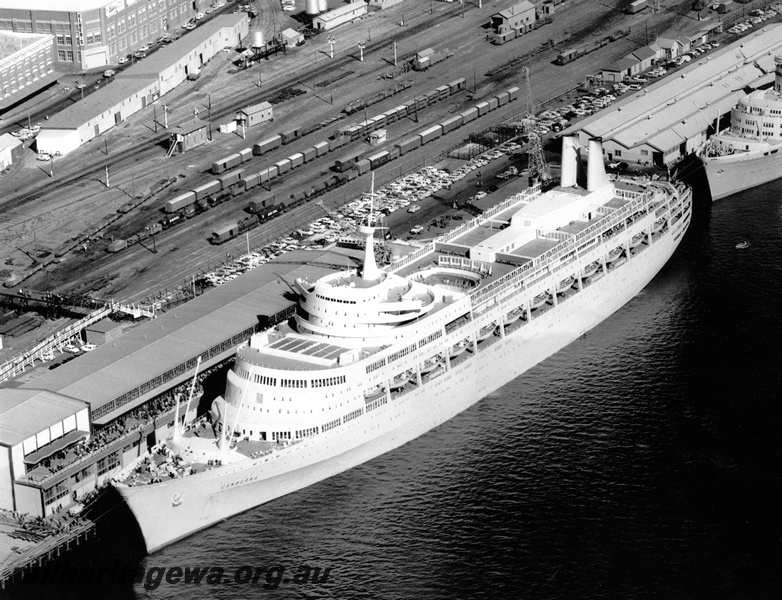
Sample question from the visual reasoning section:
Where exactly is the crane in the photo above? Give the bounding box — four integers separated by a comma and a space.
522, 67, 550, 182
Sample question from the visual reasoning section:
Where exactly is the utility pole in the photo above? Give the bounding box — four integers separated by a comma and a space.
207, 94, 212, 141
105, 165, 110, 187
154, 105, 158, 133
131, 167, 136, 199
358, 40, 365, 62
104, 138, 108, 156
49, 154, 53, 178
328, 36, 336, 59
393, 40, 397, 66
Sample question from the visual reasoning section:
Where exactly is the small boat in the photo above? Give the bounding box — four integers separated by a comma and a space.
477, 325, 496, 341
581, 261, 599, 279
606, 246, 624, 263
630, 232, 646, 248
735, 241, 750, 249
555, 276, 575, 294
530, 292, 550, 309
504, 308, 523, 324
652, 218, 666, 233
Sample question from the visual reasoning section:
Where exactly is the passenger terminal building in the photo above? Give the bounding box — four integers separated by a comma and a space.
563, 25, 782, 167
0, 0, 219, 70
0, 252, 355, 518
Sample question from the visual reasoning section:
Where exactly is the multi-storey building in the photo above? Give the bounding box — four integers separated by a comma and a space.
0, 0, 214, 71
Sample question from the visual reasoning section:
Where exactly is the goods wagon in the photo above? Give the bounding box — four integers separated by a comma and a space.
435, 85, 450, 100
495, 91, 510, 106
314, 141, 330, 156
239, 148, 253, 162
475, 101, 491, 116
335, 148, 368, 172
345, 168, 359, 181
218, 169, 244, 189
258, 165, 278, 182
372, 115, 387, 129
419, 124, 443, 145
367, 150, 390, 170
328, 136, 347, 151
247, 194, 275, 213
289, 153, 304, 168
461, 106, 479, 123
395, 136, 421, 155
383, 109, 397, 125
211, 157, 230, 175
274, 158, 291, 174
388, 145, 401, 161
448, 78, 466, 93
164, 191, 196, 213
241, 172, 261, 190
506, 86, 520, 101
440, 114, 463, 134
280, 128, 300, 144
192, 179, 221, 201
488, 97, 499, 111
253, 135, 283, 155
303, 147, 317, 162
356, 159, 370, 175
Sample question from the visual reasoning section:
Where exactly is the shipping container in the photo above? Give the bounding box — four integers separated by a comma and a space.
192, 179, 222, 201
447, 78, 466, 94
274, 158, 291, 174
239, 147, 253, 162
487, 97, 499, 111
506, 86, 520, 101
241, 172, 261, 190
395, 136, 421, 156
367, 150, 390, 170
289, 152, 304, 168
461, 106, 479, 123
440, 114, 463, 134
280, 128, 300, 144
253, 134, 283, 155
314, 141, 330, 156
303, 147, 317, 162
356, 159, 370, 175
218, 169, 244, 189
475, 101, 491, 116
419, 124, 443, 145
164, 191, 196, 213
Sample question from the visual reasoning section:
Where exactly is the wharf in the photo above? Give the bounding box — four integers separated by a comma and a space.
0, 511, 95, 589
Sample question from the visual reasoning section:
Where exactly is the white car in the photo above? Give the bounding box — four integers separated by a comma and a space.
409, 226, 424, 235
407, 205, 421, 213
195, 12, 205, 19
36, 153, 52, 161
63, 344, 81, 354
103, 69, 116, 78
81, 343, 97, 351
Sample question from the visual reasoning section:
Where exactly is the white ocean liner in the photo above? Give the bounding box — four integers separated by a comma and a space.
699, 55, 782, 201
114, 136, 692, 554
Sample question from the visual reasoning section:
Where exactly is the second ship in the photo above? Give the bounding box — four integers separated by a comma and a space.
113, 136, 692, 553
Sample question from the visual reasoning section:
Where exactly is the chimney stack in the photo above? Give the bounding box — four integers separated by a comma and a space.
587, 137, 609, 191
560, 135, 578, 187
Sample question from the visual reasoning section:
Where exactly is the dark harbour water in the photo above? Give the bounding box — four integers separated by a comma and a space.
8, 182, 782, 600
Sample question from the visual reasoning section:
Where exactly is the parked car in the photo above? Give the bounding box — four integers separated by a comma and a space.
103, 69, 116, 78
410, 225, 424, 235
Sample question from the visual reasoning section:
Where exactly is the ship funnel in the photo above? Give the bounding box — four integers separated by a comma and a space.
560, 135, 578, 187
587, 137, 610, 191
775, 55, 782, 93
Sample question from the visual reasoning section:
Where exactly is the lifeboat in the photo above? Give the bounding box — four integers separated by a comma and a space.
530, 291, 550, 309
364, 385, 384, 400
449, 340, 469, 358
606, 246, 624, 263
630, 232, 646, 248
581, 261, 599, 279
477, 325, 496, 341
504, 307, 523, 324
652, 218, 666, 233
555, 276, 575, 294
420, 358, 443, 374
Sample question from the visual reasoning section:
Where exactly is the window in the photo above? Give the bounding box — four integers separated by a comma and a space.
614, 150, 622, 157
57, 50, 68, 61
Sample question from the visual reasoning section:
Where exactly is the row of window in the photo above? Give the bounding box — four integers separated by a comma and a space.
417, 330, 443, 348
43, 480, 69, 506
365, 396, 388, 413
366, 358, 386, 374
389, 343, 416, 363
97, 451, 120, 476
343, 408, 363, 423
295, 427, 318, 439
315, 293, 357, 304
312, 375, 346, 388
322, 418, 342, 432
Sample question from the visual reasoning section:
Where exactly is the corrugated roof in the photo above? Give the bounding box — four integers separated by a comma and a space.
21, 250, 356, 421
317, 0, 368, 21
564, 25, 782, 153
0, 133, 22, 152
0, 389, 86, 447
632, 46, 657, 61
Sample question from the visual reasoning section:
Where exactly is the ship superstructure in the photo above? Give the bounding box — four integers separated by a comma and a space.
114, 136, 692, 553
700, 54, 782, 200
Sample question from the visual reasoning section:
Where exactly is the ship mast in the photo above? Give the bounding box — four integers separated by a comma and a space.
358, 172, 381, 282
173, 356, 201, 441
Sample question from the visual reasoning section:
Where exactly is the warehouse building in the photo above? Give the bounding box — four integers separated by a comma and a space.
0, 133, 24, 169
312, 1, 368, 31
565, 26, 782, 168
0, 30, 56, 113
0, 251, 354, 516
0, 0, 218, 70
36, 13, 248, 156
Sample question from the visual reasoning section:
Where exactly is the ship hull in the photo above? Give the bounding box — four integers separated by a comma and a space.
115, 213, 690, 554
701, 144, 782, 201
